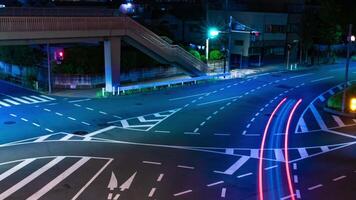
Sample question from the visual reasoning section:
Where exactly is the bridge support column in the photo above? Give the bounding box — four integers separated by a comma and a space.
104, 37, 121, 92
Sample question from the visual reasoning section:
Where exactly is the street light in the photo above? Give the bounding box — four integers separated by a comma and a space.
342, 24, 354, 113
206, 27, 220, 60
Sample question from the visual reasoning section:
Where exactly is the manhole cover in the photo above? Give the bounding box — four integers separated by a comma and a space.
72, 131, 88, 135
4, 121, 16, 125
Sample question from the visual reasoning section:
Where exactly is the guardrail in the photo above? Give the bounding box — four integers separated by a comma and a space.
104, 73, 231, 96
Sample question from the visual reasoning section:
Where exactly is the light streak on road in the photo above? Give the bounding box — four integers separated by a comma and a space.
284, 99, 302, 200
258, 98, 287, 200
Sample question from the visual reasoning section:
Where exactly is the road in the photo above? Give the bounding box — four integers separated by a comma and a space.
0, 62, 355, 200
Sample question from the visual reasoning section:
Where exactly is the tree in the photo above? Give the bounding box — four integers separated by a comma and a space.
189, 49, 201, 60
209, 50, 223, 60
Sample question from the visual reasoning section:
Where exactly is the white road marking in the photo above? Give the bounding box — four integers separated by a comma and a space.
320, 146, 329, 152
3, 99, 20, 105
0, 101, 11, 107
250, 149, 259, 158
214, 156, 249, 175
21, 118, 28, 122
237, 172, 253, 178
198, 96, 239, 106
169, 93, 208, 101
55, 112, 63, 116
265, 165, 278, 171
298, 118, 309, 133
22, 96, 40, 103
119, 172, 137, 191
32, 123, 40, 127
86, 107, 94, 111
293, 163, 298, 170
194, 128, 199, 133
214, 133, 230, 136
142, 161, 162, 165
40, 95, 56, 100
173, 190, 192, 196
177, 165, 195, 170
157, 174, 164, 182
72, 159, 113, 200
333, 175, 346, 181
68, 99, 91, 103
308, 184, 323, 191
59, 134, 74, 141
311, 76, 334, 83
0, 159, 35, 182
100, 111, 108, 115
274, 149, 285, 162
332, 115, 345, 127
290, 74, 314, 79
11, 97, 30, 104
280, 194, 296, 200
225, 149, 234, 155
45, 128, 54, 133
44, 108, 51, 112
27, 157, 90, 200
154, 130, 170, 133
81, 122, 91, 126
297, 148, 309, 158
221, 188, 226, 198
68, 117, 76, 121
309, 104, 327, 130
30, 96, 48, 102
200, 122, 206, 126
10, 114, 17, 117
294, 175, 299, 183
74, 104, 81, 107
207, 181, 224, 187
0, 156, 65, 200
206, 116, 212, 120
85, 126, 117, 139
148, 188, 156, 197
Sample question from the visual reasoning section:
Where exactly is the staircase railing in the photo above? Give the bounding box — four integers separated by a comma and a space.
0, 16, 208, 74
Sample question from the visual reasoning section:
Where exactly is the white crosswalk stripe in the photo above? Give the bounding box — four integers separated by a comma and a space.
27, 157, 90, 200
0, 95, 56, 109
0, 156, 112, 199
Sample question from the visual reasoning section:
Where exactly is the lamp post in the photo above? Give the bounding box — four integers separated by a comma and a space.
342, 24, 354, 113
206, 27, 219, 61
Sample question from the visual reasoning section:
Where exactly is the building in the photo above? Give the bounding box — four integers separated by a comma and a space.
207, 0, 305, 68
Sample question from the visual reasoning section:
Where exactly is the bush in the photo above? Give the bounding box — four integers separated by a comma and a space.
189, 50, 201, 60
209, 50, 224, 60
327, 84, 356, 111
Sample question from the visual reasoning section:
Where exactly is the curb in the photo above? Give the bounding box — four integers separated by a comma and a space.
324, 107, 356, 118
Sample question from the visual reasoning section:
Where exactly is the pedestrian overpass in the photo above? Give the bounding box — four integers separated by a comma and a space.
0, 16, 208, 91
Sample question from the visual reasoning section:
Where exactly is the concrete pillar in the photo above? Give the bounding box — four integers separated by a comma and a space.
104, 37, 121, 92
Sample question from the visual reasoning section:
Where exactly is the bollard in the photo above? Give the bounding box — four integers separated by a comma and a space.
112, 86, 116, 96
102, 88, 105, 97
117, 86, 120, 95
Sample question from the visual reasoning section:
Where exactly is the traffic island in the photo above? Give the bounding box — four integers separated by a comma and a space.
325, 84, 356, 117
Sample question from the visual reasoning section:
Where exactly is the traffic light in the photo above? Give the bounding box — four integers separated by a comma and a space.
54, 49, 64, 64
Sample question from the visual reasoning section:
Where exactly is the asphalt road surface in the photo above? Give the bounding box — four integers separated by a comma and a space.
0, 62, 355, 200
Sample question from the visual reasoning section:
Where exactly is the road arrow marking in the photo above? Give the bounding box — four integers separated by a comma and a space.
108, 172, 118, 191
120, 172, 137, 191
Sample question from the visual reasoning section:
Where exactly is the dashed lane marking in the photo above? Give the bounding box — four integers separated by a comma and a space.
142, 161, 162, 165
237, 172, 253, 178
207, 181, 224, 187
173, 190, 192, 197
332, 175, 346, 182
308, 184, 323, 191
177, 165, 195, 170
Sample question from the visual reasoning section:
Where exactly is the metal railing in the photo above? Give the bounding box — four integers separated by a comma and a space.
115, 73, 230, 95
0, 16, 208, 74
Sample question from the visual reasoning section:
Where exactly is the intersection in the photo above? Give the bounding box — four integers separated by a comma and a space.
0, 62, 355, 200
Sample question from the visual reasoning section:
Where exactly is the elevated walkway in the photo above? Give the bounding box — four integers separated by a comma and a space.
0, 15, 208, 90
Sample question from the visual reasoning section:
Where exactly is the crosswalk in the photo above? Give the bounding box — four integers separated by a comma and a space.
193, 142, 353, 163
295, 83, 356, 133
1, 133, 111, 147
108, 108, 181, 131
0, 156, 113, 200
0, 95, 56, 108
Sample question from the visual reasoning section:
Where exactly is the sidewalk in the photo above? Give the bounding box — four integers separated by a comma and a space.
51, 63, 306, 98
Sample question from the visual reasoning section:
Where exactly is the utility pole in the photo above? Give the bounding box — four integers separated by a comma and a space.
227, 15, 232, 72
47, 43, 52, 94
342, 24, 353, 113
